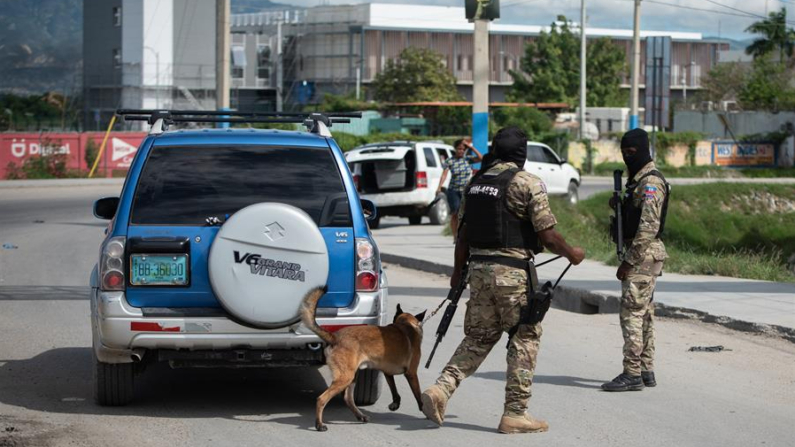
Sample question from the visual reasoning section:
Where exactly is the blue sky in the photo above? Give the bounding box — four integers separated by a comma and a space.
280, 0, 786, 40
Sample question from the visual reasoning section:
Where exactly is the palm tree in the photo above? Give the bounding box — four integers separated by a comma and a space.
745, 7, 795, 63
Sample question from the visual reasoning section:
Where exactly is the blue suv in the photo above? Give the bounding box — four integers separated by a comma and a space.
91, 110, 386, 406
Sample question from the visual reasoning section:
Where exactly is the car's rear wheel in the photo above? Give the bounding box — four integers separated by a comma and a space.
368, 216, 381, 229
428, 193, 450, 225
93, 350, 135, 406
408, 216, 422, 225
567, 181, 579, 205
354, 369, 382, 406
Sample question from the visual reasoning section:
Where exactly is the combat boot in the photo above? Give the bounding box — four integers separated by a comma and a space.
641, 371, 656, 387
601, 373, 644, 391
498, 413, 549, 434
421, 385, 449, 426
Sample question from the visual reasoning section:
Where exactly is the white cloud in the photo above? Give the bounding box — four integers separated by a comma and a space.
276, 0, 783, 40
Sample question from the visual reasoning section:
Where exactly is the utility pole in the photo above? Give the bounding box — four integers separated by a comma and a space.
473, 19, 489, 158
579, 0, 587, 140
216, 0, 230, 110
629, 0, 641, 130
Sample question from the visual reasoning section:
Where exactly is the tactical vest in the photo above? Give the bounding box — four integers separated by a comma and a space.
622, 170, 670, 240
464, 167, 542, 252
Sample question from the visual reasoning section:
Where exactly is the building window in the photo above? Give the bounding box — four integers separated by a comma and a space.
257, 45, 271, 79
113, 7, 122, 27
231, 46, 246, 79
112, 48, 121, 68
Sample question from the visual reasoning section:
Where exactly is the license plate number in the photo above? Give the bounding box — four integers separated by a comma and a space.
130, 254, 189, 286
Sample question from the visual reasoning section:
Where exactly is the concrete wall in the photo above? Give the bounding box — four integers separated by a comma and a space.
675, 111, 795, 139
565, 138, 791, 169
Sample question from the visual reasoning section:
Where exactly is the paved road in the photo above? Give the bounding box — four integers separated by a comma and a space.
1, 184, 794, 446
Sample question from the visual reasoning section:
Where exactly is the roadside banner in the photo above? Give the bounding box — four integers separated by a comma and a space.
712, 141, 776, 167
0, 132, 146, 178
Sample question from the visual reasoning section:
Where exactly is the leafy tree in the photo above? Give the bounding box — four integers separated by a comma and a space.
745, 7, 795, 63
372, 47, 462, 103
508, 17, 627, 107
492, 107, 552, 136
585, 38, 628, 107
738, 56, 795, 110
698, 62, 750, 103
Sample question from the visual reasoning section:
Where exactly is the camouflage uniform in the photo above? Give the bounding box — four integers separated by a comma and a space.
434, 163, 556, 416
620, 161, 667, 377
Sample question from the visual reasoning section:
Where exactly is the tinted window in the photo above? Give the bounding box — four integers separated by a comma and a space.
527, 145, 546, 163
540, 147, 560, 164
131, 146, 350, 226
423, 147, 438, 168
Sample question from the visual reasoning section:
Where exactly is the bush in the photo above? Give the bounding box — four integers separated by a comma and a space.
4, 154, 78, 180
84, 138, 99, 172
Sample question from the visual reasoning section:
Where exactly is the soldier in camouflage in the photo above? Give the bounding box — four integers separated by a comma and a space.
602, 128, 669, 392
420, 127, 585, 433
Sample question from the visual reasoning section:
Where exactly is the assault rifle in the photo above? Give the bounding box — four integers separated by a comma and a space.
610, 169, 624, 257
425, 262, 469, 369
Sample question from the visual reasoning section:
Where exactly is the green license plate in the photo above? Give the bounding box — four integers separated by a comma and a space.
130, 254, 189, 286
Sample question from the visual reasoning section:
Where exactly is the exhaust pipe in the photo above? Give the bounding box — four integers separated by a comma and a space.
307, 342, 323, 351
131, 349, 145, 362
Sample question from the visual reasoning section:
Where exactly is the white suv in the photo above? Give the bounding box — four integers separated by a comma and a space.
488, 141, 581, 205
345, 141, 454, 228
524, 142, 581, 204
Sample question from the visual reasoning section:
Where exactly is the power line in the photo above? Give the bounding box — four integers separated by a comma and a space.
702, 0, 795, 24
613, 0, 795, 25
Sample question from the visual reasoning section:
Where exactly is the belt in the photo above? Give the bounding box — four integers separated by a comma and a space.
469, 254, 538, 291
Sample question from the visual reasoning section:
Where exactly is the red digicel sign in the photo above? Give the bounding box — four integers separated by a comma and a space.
0, 132, 147, 179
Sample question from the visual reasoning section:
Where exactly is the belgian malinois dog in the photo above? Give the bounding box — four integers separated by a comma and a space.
301, 287, 426, 431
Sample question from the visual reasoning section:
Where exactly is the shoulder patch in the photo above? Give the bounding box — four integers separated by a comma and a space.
643, 185, 658, 200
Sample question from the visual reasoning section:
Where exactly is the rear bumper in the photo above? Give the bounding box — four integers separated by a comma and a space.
360, 189, 435, 210
91, 284, 389, 364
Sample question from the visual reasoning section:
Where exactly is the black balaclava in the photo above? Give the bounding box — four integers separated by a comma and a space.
620, 128, 652, 179
492, 126, 528, 168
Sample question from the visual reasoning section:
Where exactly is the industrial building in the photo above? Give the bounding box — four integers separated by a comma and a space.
82, 0, 217, 130
82, 1, 729, 128
231, 3, 728, 112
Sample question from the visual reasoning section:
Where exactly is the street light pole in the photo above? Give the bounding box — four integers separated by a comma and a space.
629, 0, 641, 130
579, 0, 587, 140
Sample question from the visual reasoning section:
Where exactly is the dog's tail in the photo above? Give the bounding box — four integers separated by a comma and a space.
300, 286, 335, 346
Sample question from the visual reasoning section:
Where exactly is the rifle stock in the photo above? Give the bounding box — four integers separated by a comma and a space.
425, 264, 468, 369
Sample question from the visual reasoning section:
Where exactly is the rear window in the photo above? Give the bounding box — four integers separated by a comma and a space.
131, 145, 351, 226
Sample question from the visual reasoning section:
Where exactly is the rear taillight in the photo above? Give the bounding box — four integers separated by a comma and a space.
353, 174, 360, 191
100, 237, 126, 291
416, 171, 428, 188
355, 238, 379, 292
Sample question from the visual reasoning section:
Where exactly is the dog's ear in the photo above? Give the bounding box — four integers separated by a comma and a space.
396, 303, 403, 315
414, 310, 426, 322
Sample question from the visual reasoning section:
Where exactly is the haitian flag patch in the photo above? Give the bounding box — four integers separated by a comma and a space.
644, 185, 658, 200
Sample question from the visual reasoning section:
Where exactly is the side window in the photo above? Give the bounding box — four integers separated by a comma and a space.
436, 148, 450, 165
423, 147, 438, 168
527, 145, 545, 163
541, 147, 560, 164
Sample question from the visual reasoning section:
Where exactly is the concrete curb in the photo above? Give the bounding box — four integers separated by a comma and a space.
0, 178, 125, 189
381, 252, 795, 344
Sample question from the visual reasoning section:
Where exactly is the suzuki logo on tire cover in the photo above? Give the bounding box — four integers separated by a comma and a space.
263, 222, 286, 242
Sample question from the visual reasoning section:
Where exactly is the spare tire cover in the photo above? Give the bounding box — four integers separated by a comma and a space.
208, 203, 329, 328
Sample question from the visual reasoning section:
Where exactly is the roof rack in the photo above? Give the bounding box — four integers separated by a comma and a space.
115, 109, 362, 137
